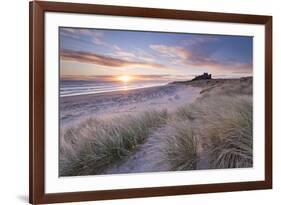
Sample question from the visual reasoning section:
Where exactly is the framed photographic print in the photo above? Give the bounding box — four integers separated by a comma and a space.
29, 1, 272, 204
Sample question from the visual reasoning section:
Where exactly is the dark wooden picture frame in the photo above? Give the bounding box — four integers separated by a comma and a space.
29, 1, 272, 204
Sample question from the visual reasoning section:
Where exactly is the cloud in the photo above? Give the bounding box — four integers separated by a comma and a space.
182, 36, 219, 46
226, 62, 253, 73
150, 43, 252, 74
60, 29, 80, 39
134, 49, 156, 63
60, 28, 77, 33
108, 48, 157, 63
90, 30, 114, 48
61, 49, 134, 67
112, 48, 157, 63
114, 51, 136, 58
113, 45, 122, 51
150, 36, 219, 66
60, 28, 163, 67
60, 28, 93, 40
150, 45, 191, 59
60, 49, 168, 69
60, 28, 120, 50
150, 44, 217, 66
60, 28, 163, 66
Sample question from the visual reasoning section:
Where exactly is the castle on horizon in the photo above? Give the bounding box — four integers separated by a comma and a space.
192, 73, 212, 81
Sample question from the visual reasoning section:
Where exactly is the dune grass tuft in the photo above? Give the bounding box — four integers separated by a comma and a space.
205, 96, 253, 168
170, 94, 253, 170
158, 120, 199, 171
158, 77, 253, 171
60, 110, 168, 176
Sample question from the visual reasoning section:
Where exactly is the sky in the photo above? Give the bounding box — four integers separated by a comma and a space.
59, 27, 253, 82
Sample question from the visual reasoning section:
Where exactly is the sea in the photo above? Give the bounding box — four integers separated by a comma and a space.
60, 80, 168, 97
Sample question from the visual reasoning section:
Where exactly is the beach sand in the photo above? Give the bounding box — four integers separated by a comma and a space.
60, 84, 201, 128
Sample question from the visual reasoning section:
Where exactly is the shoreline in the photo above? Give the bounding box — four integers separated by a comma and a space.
60, 84, 201, 128
60, 83, 168, 98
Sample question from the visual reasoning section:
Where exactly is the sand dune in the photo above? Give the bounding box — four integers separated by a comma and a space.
59, 77, 253, 176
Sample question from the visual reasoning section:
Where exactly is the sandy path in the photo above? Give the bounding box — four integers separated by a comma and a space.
104, 127, 170, 174
103, 85, 201, 174
104, 131, 210, 174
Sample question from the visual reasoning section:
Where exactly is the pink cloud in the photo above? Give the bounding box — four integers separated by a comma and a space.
150, 45, 191, 59
150, 43, 252, 73
60, 49, 169, 70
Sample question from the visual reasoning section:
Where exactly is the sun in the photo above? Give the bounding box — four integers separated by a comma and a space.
118, 75, 132, 83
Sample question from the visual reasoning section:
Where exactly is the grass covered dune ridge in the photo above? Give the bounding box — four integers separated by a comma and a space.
60, 110, 168, 176
59, 77, 253, 176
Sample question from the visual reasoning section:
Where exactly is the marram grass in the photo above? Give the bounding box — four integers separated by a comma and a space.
60, 110, 168, 176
